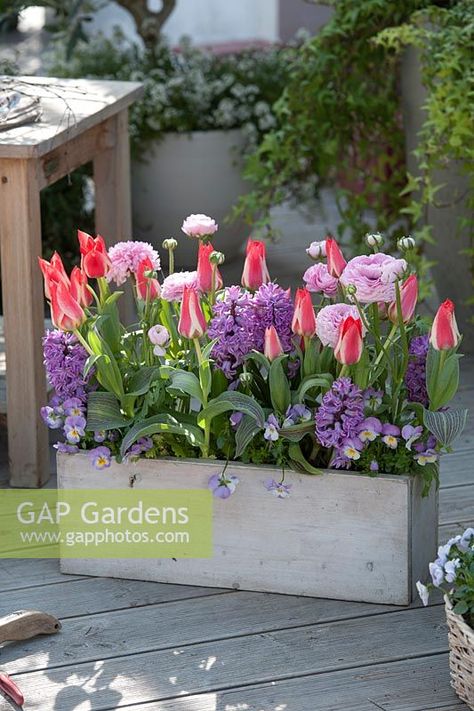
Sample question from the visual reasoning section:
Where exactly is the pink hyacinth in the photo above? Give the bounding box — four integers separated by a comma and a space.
340, 253, 407, 303
107, 241, 161, 286
316, 303, 363, 348
303, 263, 338, 297
161, 271, 198, 302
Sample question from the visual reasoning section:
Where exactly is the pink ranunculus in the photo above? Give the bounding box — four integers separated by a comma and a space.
181, 214, 218, 239
107, 241, 161, 286
316, 303, 363, 348
303, 263, 338, 297
306, 240, 327, 260
161, 271, 198, 302
340, 253, 407, 303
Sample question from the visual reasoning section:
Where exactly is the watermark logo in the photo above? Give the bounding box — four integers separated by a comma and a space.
0, 489, 213, 559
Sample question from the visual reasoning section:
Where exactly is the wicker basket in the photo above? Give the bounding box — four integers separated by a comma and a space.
445, 596, 474, 709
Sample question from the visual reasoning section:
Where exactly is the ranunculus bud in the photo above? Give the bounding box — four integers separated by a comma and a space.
178, 286, 207, 339
292, 288, 316, 337
326, 238, 347, 278
430, 299, 461, 351
388, 274, 418, 324
264, 325, 283, 362
210, 250, 225, 266
306, 240, 326, 260
365, 232, 383, 248
398, 236, 416, 252
162, 238, 178, 251
334, 316, 363, 365
148, 324, 170, 356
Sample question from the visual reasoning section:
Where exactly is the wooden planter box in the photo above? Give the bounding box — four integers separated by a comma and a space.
58, 452, 438, 605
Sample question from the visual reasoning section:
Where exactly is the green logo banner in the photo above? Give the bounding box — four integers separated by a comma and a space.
0, 489, 213, 558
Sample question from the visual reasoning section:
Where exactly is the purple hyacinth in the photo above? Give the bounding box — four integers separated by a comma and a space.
252, 283, 294, 353
405, 334, 429, 406
42, 330, 92, 403
315, 377, 365, 450
208, 286, 259, 379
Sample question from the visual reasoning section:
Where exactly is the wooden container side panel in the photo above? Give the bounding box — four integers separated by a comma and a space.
410, 475, 439, 599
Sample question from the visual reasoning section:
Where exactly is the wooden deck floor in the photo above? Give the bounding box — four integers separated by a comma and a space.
0, 363, 472, 710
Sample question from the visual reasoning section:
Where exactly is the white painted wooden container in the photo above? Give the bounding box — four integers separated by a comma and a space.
57, 452, 438, 605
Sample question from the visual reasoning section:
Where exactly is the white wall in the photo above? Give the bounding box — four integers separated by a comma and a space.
90, 0, 279, 46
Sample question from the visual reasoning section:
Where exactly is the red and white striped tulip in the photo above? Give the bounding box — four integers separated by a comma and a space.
325, 238, 347, 278
196, 242, 223, 293
264, 325, 283, 362
70, 266, 93, 308
241, 238, 270, 290
430, 299, 461, 351
388, 274, 418, 324
38, 252, 69, 300
292, 288, 316, 337
50, 280, 85, 331
334, 316, 363, 365
178, 286, 207, 339
78, 230, 111, 279
135, 257, 161, 301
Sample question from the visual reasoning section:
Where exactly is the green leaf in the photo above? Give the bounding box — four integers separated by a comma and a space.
426, 348, 460, 411
269, 355, 290, 413
168, 370, 203, 403
244, 351, 270, 372
86, 391, 133, 431
279, 421, 316, 442
288, 442, 322, 475
198, 392, 265, 429
452, 600, 469, 616
424, 408, 468, 447
119, 414, 204, 458
235, 415, 261, 457
126, 367, 161, 397
296, 373, 333, 402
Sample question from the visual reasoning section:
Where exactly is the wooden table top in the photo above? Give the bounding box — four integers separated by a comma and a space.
0, 76, 143, 159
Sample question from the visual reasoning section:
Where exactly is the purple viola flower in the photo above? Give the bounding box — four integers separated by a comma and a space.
405, 334, 429, 406
40, 405, 63, 430
341, 437, 363, 460
230, 411, 244, 430
330, 451, 352, 469
414, 449, 438, 466
125, 437, 154, 460
363, 388, 383, 410
458, 528, 474, 552
94, 430, 107, 443
401, 424, 423, 450
381, 424, 400, 449
358, 417, 382, 443
444, 558, 460, 584
54, 442, 79, 454
315, 377, 365, 450
429, 561, 445, 586
208, 472, 239, 499
369, 460, 379, 472
89, 446, 112, 470
282, 404, 312, 428
264, 478, 292, 498
63, 397, 85, 417
64, 415, 87, 444
264, 414, 280, 442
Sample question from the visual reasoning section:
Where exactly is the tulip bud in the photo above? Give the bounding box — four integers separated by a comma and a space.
241, 238, 271, 290
388, 274, 418, 324
334, 316, 363, 365
162, 238, 178, 251
196, 242, 223, 293
264, 325, 283, 362
365, 232, 383, 248
78, 231, 111, 279
38, 252, 70, 301
136, 257, 161, 301
326, 238, 347, 278
70, 266, 93, 308
430, 299, 461, 351
292, 288, 316, 337
398, 236, 416, 252
210, 250, 225, 266
306, 240, 326, 260
50, 281, 86, 331
178, 286, 207, 339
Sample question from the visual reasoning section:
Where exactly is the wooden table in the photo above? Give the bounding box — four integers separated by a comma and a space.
0, 76, 143, 487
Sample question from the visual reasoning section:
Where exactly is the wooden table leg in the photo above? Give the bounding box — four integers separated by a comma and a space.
94, 109, 135, 323
0, 158, 50, 487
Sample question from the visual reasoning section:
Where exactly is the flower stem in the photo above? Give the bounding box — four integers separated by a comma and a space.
168, 248, 175, 276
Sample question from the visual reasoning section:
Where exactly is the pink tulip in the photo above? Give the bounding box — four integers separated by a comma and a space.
78, 230, 110, 278
135, 257, 161, 301
70, 267, 93, 308
334, 316, 363, 365
292, 288, 316, 337
430, 299, 460, 350
178, 286, 207, 339
241, 239, 270, 290
50, 281, 85, 331
264, 325, 283, 362
326, 238, 347, 278
196, 242, 223, 293
388, 274, 418, 324
38, 252, 69, 300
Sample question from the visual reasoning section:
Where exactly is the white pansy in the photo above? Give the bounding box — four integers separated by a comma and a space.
416, 581, 430, 606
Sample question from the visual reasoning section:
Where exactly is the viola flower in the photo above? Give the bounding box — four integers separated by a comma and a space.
89, 446, 112, 470
340, 253, 407, 303
40, 406, 63, 430
342, 438, 363, 460
148, 325, 170, 357
182, 214, 218, 239
303, 263, 338, 298
64, 415, 86, 444
55, 442, 79, 455
429, 561, 445, 586
405, 335, 429, 406
370, 460, 379, 473
306, 240, 327, 260
401, 424, 423, 450
208, 286, 258, 379
282, 404, 312, 428
381, 424, 400, 449
358, 417, 382, 443
264, 414, 280, 442
458, 528, 474, 552
208, 472, 239, 499
63, 398, 84, 417
230, 411, 243, 430
414, 449, 438, 466
316, 303, 363, 349
264, 478, 292, 498
363, 388, 383, 410
253, 283, 294, 353
125, 437, 154, 460
94, 430, 107, 443
107, 241, 160, 286
444, 558, 460, 584
416, 581, 430, 606
315, 377, 365, 450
